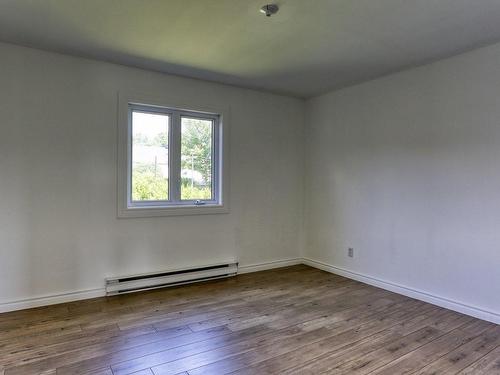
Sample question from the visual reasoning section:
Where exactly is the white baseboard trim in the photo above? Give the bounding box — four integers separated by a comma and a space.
238, 258, 302, 274
0, 288, 106, 313
4, 257, 496, 325
302, 257, 500, 325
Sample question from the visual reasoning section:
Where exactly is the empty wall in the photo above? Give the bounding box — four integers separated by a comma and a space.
304, 42, 500, 322
3, 37, 500, 322
0, 42, 304, 309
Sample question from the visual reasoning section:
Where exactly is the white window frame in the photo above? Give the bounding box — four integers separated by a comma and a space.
117, 92, 229, 218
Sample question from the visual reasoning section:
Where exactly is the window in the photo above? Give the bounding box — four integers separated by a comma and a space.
118, 94, 228, 217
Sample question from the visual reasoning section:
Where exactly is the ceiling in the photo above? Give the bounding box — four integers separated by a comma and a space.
2, 0, 500, 98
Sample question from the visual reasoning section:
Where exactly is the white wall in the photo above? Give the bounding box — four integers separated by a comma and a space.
0, 42, 304, 308
304, 42, 500, 321
3, 38, 500, 322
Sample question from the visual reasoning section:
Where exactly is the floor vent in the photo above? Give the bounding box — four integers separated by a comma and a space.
105, 262, 238, 296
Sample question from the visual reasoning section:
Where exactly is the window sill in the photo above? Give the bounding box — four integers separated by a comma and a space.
117, 204, 229, 218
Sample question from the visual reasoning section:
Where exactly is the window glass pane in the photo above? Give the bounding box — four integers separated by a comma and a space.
131, 111, 169, 201
181, 117, 213, 200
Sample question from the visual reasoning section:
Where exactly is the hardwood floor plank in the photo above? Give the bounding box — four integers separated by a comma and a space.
84, 368, 113, 375
371, 320, 496, 375
0, 324, 179, 369
282, 308, 468, 375
0, 322, 84, 344
4, 325, 230, 375
154, 303, 434, 375
138, 294, 405, 375
0, 265, 496, 375
326, 326, 449, 374
128, 370, 154, 375
232, 306, 449, 375
113, 302, 398, 372
416, 325, 500, 374
456, 344, 500, 374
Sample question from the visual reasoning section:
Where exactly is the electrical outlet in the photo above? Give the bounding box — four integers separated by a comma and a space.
348, 248, 354, 258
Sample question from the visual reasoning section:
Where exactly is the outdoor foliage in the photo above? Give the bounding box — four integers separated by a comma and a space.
180, 184, 212, 200
132, 117, 213, 201
132, 164, 168, 201
181, 117, 213, 188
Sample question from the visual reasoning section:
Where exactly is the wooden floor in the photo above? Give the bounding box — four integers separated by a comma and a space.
1, 265, 499, 375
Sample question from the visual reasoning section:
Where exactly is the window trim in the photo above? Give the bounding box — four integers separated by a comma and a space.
117, 92, 229, 218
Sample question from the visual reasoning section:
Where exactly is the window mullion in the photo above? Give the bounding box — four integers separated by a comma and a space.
170, 112, 182, 202
213, 119, 219, 202
127, 107, 133, 207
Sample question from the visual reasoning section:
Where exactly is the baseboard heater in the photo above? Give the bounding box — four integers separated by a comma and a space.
105, 262, 238, 296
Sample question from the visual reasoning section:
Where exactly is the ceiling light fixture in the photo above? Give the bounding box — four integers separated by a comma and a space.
260, 4, 279, 17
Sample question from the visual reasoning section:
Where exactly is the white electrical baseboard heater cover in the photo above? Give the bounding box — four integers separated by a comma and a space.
105, 262, 238, 295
